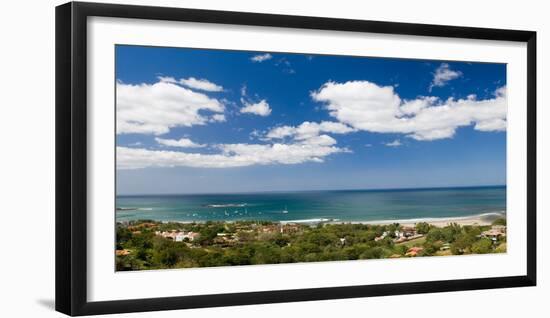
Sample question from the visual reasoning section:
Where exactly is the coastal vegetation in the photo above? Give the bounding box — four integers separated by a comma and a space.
115, 218, 507, 271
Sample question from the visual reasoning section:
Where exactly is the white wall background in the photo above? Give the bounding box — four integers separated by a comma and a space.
0, 0, 546, 317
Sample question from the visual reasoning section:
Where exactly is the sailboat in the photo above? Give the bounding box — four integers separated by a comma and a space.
282, 205, 289, 214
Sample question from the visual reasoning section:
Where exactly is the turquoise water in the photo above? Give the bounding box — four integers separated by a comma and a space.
116, 186, 506, 223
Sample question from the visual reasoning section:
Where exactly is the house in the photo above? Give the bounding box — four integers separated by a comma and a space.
402, 227, 416, 238
186, 232, 200, 241
281, 224, 301, 234
375, 231, 389, 242
481, 225, 506, 242
155, 230, 200, 242
115, 249, 131, 256
260, 225, 280, 234
405, 246, 424, 257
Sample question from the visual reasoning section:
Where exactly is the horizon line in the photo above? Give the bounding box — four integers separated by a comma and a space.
117, 184, 506, 197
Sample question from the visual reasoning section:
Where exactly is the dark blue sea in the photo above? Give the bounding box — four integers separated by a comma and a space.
116, 186, 506, 223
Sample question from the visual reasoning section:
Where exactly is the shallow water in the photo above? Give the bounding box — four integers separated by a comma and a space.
116, 186, 506, 223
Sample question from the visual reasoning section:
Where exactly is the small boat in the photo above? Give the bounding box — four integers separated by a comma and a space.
282, 205, 289, 214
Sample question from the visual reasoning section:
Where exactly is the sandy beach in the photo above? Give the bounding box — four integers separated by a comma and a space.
329, 212, 505, 228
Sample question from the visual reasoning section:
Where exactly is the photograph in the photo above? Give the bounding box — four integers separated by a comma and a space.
115, 45, 508, 271
1, 0, 544, 317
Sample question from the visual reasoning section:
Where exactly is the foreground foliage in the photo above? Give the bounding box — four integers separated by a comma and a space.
115, 219, 506, 271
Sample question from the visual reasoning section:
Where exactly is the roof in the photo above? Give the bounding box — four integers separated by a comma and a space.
483, 229, 504, 236
115, 249, 131, 256
407, 246, 424, 253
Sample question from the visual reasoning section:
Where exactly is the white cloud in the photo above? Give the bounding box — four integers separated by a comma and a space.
240, 99, 272, 116
158, 76, 224, 92
250, 53, 273, 62
155, 137, 206, 148
157, 76, 177, 83
384, 139, 402, 147
265, 125, 296, 139
311, 80, 506, 141
266, 121, 354, 140
249, 129, 263, 139
210, 114, 226, 122
276, 58, 295, 74
117, 80, 225, 135
474, 118, 507, 131
178, 77, 224, 92
430, 63, 462, 90
117, 135, 347, 169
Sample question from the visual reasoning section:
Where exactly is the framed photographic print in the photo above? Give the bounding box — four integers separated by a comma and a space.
55, 1, 536, 316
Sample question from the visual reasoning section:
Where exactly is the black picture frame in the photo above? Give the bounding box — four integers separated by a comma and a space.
55, 1, 537, 316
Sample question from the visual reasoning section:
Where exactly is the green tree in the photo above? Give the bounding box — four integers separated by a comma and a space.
426, 228, 444, 242
116, 226, 132, 246
450, 233, 475, 255
359, 247, 385, 259
415, 222, 432, 234
273, 234, 290, 247
471, 238, 493, 254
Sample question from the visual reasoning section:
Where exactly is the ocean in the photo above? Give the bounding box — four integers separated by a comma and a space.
116, 186, 506, 223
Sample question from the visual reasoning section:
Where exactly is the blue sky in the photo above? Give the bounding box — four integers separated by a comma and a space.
115, 45, 506, 195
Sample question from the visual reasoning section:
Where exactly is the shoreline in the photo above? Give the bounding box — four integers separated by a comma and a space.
327, 212, 505, 227
119, 211, 505, 228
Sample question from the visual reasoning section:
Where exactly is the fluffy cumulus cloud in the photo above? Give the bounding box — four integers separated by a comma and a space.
117, 135, 347, 169
155, 137, 205, 148
430, 63, 462, 90
265, 121, 355, 140
311, 80, 506, 141
117, 80, 225, 135
250, 53, 273, 62
240, 99, 272, 116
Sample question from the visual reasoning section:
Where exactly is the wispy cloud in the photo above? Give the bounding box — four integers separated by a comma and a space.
384, 139, 402, 147
158, 76, 224, 92
429, 63, 462, 91
265, 121, 354, 141
155, 137, 206, 148
276, 58, 295, 74
250, 53, 273, 63
179, 77, 224, 92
